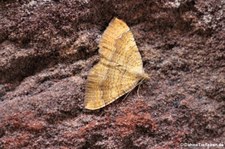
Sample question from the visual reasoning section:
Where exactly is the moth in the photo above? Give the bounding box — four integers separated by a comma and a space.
84, 17, 149, 110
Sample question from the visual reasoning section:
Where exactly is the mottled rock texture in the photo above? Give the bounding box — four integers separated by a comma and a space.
0, 0, 225, 148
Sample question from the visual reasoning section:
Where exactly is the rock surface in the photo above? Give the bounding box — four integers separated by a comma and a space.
0, 0, 225, 148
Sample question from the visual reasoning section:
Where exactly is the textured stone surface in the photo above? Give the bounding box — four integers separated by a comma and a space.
0, 0, 225, 148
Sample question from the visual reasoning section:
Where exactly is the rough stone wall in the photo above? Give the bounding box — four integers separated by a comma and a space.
0, 0, 225, 148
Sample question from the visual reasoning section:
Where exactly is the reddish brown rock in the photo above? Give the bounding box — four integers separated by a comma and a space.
0, 0, 225, 148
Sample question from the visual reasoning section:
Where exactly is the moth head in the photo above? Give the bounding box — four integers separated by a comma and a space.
141, 72, 150, 80
134, 70, 150, 80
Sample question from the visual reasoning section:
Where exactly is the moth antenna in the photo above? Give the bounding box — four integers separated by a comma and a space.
137, 84, 140, 97
122, 88, 133, 101
137, 78, 145, 97
123, 78, 145, 102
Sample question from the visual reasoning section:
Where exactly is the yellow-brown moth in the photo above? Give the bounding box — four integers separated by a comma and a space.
84, 17, 149, 110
